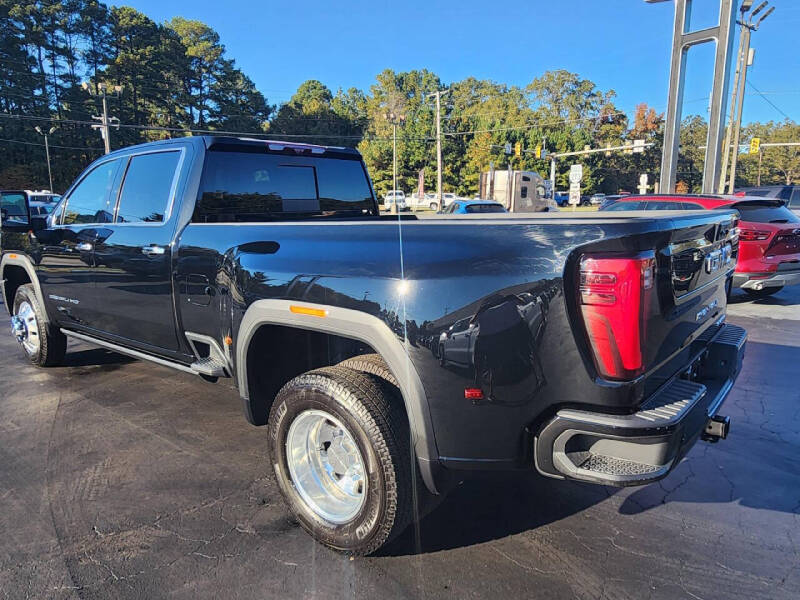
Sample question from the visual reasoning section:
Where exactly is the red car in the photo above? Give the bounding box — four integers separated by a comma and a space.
601, 194, 800, 298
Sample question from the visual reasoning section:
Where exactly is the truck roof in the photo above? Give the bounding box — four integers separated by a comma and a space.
99, 135, 361, 159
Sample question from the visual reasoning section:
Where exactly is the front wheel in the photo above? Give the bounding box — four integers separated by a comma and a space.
429, 202, 439, 211
12, 284, 66, 367
268, 366, 413, 555
743, 285, 783, 299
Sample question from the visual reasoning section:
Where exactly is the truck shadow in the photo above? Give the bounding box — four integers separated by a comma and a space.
380, 472, 609, 556
60, 347, 135, 370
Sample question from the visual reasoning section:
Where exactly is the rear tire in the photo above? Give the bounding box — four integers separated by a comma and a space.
267, 366, 413, 555
429, 202, 439, 211
12, 284, 66, 367
744, 285, 783, 299
337, 353, 398, 388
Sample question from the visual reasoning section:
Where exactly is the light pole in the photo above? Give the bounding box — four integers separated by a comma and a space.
34, 126, 57, 192
384, 111, 405, 214
82, 82, 122, 154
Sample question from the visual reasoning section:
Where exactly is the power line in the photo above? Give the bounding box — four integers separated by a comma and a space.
746, 80, 794, 121
0, 136, 103, 151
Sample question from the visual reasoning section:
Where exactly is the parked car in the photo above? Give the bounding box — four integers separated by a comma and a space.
585, 193, 606, 207
441, 199, 508, 214
597, 194, 628, 210
601, 194, 800, 298
25, 190, 61, 204
554, 192, 570, 207
1, 137, 745, 555
29, 201, 55, 216
383, 189, 406, 211
407, 192, 438, 210
737, 185, 800, 214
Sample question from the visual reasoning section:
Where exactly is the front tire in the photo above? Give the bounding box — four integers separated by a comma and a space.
12, 284, 66, 367
268, 366, 413, 555
429, 202, 439, 211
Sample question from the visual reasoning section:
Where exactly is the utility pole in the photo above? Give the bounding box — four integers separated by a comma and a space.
427, 88, 450, 210
34, 126, 57, 191
384, 110, 405, 214
83, 82, 122, 154
726, 2, 774, 193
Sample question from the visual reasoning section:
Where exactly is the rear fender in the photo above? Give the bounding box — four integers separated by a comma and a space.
236, 299, 442, 494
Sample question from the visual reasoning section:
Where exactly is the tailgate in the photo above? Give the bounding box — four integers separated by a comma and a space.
571, 210, 738, 384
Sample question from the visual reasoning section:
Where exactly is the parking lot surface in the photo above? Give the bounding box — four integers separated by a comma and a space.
1, 288, 798, 600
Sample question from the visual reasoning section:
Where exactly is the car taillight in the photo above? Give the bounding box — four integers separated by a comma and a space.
578, 254, 655, 381
738, 229, 771, 241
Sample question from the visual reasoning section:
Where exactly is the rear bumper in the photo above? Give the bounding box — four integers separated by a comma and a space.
734, 267, 800, 289
534, 323, 746, 487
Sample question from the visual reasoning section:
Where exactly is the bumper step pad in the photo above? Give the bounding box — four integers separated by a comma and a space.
576, 453, 662, 477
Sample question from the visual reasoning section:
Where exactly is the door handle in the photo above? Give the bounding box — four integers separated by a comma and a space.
76, 242, 93, 251
141, 245, 166, 256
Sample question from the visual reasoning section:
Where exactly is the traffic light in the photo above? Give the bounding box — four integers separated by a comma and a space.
535, 144, 542, 158
514, 142, 521, 157
749, 137, 760, 155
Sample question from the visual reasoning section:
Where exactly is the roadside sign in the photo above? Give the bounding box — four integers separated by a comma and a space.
749, 137, 760, 154
504, 142, 512, 155
569, 164, 583, 184
633, 139, 646, 153
569, 182, 581, 205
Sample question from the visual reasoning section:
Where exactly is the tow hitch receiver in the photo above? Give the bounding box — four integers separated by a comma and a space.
702, 415, 730, 442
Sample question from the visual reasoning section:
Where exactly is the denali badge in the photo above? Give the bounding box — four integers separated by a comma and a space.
696, 299, 719, 322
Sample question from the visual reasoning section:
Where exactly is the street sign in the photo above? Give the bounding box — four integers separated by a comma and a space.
569, 182, 581, 205
749, 137, 760, 154
638, 173, 649, 194
569, 164, 583, 184
504, 143, 512, 155
633, 139, 646, 153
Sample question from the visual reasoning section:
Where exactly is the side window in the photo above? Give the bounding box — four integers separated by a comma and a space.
682, 202, 704, 209
521, 186, 528, 199
605, 201, 642, 211
116, 151, 180, 223
63, 159, 121, 224
0, 192, 29, 225
790, 188, 800, 208
778, 187, 792, 201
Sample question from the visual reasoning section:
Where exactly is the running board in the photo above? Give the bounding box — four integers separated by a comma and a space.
60, 329, 197, 375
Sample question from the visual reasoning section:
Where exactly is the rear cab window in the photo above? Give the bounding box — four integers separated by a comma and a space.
193, 148, 377, 222
116, 151, 181, 223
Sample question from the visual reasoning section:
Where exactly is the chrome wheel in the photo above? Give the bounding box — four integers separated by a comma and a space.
286, 409, 367, 524
11, 301, 40, 356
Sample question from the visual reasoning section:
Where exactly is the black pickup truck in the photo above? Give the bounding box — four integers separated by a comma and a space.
1, 137, 746, 555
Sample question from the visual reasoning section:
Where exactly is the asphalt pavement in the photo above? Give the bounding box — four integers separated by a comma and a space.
0, 287, 798, 599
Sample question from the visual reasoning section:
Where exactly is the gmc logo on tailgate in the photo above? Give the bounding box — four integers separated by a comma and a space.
705, 244, 733, 274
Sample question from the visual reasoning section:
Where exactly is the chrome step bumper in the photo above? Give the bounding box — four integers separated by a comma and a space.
534, 324, 746, 487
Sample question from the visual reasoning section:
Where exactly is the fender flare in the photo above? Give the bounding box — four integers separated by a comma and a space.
0, 253, 49, 323
236, 299, 443, 494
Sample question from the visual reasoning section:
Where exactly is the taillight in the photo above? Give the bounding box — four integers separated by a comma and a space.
739, 229, 771, 241
578, 254, 655, 381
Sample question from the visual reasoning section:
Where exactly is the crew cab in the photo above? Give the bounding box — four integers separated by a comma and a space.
1, 137, 746, 555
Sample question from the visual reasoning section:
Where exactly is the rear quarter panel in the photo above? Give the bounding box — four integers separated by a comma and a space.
175, 212, 735, 466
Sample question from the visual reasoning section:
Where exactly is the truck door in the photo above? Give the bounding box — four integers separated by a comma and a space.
38, 158, 123, 327
91, 149, 184, 353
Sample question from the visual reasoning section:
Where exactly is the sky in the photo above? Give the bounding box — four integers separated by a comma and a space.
119, 0, 799, 125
